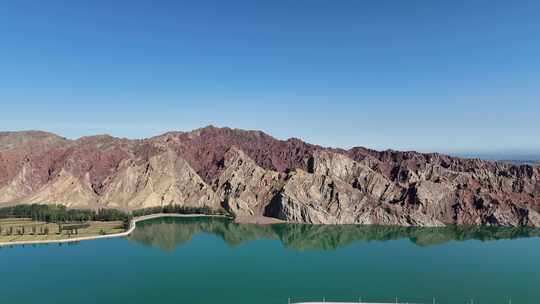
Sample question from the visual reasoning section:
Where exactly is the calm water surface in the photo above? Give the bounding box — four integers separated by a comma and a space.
1, 217, 540, 304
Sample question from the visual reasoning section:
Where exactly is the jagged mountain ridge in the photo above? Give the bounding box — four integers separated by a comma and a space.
0, 126, 539, 227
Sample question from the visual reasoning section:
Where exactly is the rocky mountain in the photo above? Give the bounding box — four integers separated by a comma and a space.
1, 126, 539, 227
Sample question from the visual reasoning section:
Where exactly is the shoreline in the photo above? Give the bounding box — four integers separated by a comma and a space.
0, 213, 229, 247
233, 215, 286, 225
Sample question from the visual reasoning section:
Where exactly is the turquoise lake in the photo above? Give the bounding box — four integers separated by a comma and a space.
1, 217, 540, 304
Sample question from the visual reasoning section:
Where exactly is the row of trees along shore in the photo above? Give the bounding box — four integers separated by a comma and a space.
0, 204, 127, 223
131, 205, 228, 217
0, 204, 229, 225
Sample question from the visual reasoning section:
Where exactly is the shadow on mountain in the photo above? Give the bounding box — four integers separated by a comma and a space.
127, 217, 540, 252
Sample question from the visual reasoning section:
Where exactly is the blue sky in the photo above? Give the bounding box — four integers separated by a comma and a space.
1, 0, 539, 153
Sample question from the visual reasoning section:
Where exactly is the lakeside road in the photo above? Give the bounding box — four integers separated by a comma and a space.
0, 213, 229, 247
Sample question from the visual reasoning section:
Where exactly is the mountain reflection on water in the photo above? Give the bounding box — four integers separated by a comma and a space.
127, 217, 540, 252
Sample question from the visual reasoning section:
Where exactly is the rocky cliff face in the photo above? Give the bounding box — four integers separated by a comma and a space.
1, 126, 539, 227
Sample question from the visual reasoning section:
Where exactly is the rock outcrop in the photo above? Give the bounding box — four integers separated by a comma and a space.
0, 126, 539, 227
215, 147, 283, 217
99, 151, 220, 210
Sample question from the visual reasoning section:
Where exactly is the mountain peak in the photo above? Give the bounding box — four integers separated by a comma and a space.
0, 130, 68, 150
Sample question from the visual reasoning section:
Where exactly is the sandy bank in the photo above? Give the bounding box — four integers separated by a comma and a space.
233, 215, 286, 225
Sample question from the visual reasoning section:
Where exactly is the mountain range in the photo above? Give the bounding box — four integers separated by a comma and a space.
1, 126, 539, 227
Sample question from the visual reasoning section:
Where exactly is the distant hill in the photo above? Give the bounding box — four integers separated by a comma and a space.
499, 160, 540, 166
451, 152, 540, 166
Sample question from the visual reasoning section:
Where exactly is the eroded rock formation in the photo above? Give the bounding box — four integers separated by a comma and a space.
1, 126, 539, 227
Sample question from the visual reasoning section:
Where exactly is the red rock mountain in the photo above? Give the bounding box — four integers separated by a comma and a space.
1, 126, 539, 227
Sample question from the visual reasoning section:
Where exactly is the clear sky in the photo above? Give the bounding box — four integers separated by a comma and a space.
1, 0, 539, 153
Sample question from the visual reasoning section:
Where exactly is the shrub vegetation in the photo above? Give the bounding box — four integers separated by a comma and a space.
0, 204, 128, 223
0, 204, 229, 226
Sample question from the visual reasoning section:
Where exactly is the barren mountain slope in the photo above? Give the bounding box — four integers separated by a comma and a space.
0, 126, 538, 227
